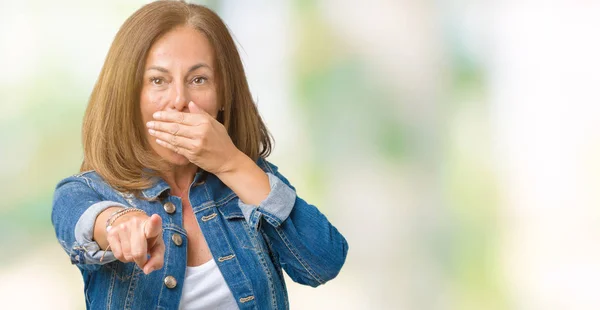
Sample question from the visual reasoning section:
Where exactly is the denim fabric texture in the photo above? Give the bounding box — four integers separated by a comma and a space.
51, 158, 348, 309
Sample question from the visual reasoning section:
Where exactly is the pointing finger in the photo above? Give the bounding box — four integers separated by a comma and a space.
144, 214, 163, 239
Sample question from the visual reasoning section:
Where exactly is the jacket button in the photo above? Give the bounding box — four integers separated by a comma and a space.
172, 233, 183, 246
164, 275, 177, 289
163, 202, 176, 214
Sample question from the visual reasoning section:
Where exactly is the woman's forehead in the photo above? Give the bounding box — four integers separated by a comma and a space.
145, 26, 214, 70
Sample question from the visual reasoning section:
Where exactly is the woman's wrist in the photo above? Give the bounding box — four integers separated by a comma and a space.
215, 152, 270, 206
215, 149, 246, 178
105, 208, 147, 232
93, 206, 125, 250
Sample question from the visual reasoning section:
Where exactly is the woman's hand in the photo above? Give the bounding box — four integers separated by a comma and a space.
146, 101, 242, 175
106, 213, 165, 274
145, 100, 271, 206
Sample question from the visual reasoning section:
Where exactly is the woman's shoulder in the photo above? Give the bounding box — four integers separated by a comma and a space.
55, 170, 111, 193
256, 157, 279, 175
255, 157, 295, 188
57, 170, 100, 183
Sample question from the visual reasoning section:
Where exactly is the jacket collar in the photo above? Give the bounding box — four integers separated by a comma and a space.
141, 169, 206, 200
140, 157, 270, 202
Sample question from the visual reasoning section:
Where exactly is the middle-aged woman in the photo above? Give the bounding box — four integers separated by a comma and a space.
51, 1, 348, 309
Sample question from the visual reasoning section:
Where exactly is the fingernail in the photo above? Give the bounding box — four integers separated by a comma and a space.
146, 267, 154, 274
146, 121, 154, 128
153, 112, 161, 119
148, 129, 155, 135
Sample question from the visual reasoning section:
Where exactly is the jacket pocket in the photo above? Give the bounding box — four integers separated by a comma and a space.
218, 201, 257, 250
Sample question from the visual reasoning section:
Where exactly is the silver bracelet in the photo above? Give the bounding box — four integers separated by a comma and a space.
105, 208, 147, 232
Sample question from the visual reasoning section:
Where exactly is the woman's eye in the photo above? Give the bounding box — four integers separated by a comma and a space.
191, 77, 206, 85
150, 77, 164, 85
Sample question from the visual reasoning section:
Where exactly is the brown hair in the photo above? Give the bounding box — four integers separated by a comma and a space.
81, 0, 272, 193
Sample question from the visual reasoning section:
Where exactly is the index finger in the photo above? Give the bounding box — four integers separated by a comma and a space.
153, 111, 186, 123
153, 110, 207, 126
131, 220, 148, 269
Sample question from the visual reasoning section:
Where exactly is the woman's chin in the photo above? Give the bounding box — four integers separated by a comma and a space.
162, 151, 191, 166
149, 143, 192, 167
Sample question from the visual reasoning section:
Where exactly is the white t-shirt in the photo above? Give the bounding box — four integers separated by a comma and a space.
178, 258, 239, 310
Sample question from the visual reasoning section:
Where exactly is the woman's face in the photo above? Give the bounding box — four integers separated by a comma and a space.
140, 25, 218, 166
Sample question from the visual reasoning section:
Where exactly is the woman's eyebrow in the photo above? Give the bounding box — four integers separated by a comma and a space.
146, 66, 169, 73
187, 63, 211, 73
145, 63, 211, 73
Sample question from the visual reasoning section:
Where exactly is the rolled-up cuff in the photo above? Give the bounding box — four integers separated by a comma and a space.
238, 173, 296, 228
73, 201, 127, 265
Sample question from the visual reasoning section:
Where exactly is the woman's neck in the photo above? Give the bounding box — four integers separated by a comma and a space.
161, 163, 198, 196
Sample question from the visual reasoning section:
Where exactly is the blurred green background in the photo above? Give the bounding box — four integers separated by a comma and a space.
2, 1, 600, 309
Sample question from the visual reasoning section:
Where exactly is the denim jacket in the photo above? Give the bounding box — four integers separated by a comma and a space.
51, 158, 348, 309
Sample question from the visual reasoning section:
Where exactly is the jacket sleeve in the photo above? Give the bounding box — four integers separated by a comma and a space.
51, 175, 127, 270
238, 159, 349, 287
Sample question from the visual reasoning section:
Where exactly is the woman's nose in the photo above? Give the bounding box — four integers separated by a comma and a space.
168, 82, 189, 111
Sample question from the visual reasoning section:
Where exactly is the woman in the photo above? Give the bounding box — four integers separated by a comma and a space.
51, 1, 348, 309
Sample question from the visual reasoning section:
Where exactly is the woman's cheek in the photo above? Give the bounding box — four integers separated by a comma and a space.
192, 89, 218, 117
141, 93, 166, 120
151, 95, 165, 110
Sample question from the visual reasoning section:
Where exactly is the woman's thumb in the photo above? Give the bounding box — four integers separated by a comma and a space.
144, 214, 163, 238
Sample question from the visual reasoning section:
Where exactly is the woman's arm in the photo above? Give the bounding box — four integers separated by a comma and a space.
93, 206, 126, 250
216, 157, 349, 287
52, 177, 127, 270
52, 176, 165, 274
